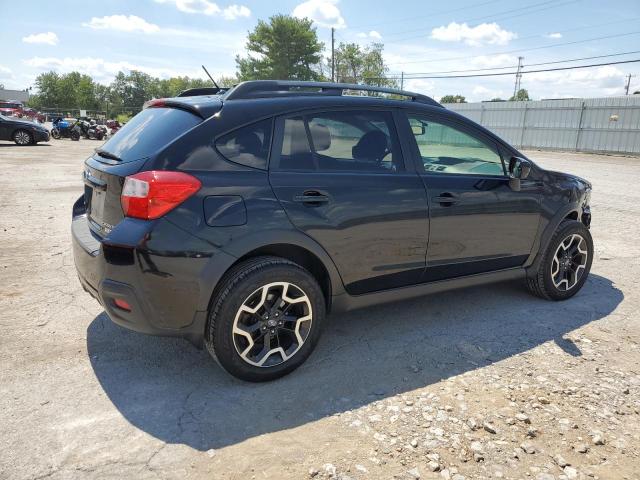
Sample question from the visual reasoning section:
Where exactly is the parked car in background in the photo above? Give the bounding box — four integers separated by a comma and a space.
0, 100, 24, 118
72, 80, 593, 382
22, 108, 46, 123
0, 113, 49, 144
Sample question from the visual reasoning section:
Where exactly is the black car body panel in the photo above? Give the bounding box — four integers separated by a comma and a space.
0, 114, 49, 143
71, 81, 592, 347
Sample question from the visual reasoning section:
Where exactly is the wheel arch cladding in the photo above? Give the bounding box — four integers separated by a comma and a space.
226, 243, 335, 309
527, 202, 583, 277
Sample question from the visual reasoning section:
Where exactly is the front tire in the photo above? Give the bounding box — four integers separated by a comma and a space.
526, 219, 593, 300
71, 130, 80, 141
13, 129, 33, 145
205, 256, 326, 382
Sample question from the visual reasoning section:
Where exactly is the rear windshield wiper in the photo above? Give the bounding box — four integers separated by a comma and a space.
95, 148, 121, 161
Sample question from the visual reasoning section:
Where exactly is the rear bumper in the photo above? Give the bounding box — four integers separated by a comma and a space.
71, 210, 211, 347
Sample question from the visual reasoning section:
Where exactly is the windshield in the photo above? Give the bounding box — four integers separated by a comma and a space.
97, 107, 201, 163
0, 103, 22, 109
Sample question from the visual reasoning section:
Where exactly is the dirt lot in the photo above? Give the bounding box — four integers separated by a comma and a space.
0, 140, 638, 480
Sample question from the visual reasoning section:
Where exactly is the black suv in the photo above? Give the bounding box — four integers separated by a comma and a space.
72, 81, 593, 381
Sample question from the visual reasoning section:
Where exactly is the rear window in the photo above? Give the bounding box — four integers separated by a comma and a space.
98, 107, 200, 162
215, 119, 273, 170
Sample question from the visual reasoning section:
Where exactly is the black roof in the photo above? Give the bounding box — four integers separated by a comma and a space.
222, 80, 441, 107
164, 80, 442, 119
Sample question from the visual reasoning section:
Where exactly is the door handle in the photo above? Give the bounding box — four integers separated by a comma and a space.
293, 191, 330, 205
433, 192, 459, 205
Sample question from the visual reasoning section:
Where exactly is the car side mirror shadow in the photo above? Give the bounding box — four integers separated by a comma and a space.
508, 156, 531, 191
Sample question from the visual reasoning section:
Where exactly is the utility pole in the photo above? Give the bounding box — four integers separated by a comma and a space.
331, 27, 335, 82
625, 73, 636, 95
512, 56, 524, 97
400, 71, 404, 91
513, 56, 524, 98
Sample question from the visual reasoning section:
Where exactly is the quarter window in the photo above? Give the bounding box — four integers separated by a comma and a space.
408, 115, 504, 176
275, 110, 404, 173
215, 119, 272, 170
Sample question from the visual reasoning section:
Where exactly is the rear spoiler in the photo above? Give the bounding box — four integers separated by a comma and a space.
143, 96, 223, 119
177, 87, 229, 97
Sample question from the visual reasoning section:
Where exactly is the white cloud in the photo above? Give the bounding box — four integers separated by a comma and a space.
357, 30, 382, 40
431, 22, 516, 46
83, 15, 160, 34
529, 65, 625, 89
154, 0, 250, 18
404, 78, 436, 95
293, 0, 346, 29
545, 32, 562, 39
471, 54, 517, 68
22, 56, 209, 83
155, 0, 220, 15
222, 5, 251, 19
22, 32, 59, 45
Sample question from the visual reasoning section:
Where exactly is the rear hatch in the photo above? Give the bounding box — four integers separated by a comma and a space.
83, 106, 205, 237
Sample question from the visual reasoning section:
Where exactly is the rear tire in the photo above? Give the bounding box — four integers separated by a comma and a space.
205, 256, 326, 382
51, 128, 61, 139
71, 130, 80, 141
526, 219, 593, 300
13, 129, 33, 146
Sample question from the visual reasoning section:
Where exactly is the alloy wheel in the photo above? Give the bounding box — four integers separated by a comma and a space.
232, 282, 313, 367
15, 131, 31, 145
551, 233, 588, 291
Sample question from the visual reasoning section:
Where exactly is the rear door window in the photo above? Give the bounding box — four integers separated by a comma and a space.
273, 110, 404, 173
215, 119, 273, 170
97, 107, 201, 163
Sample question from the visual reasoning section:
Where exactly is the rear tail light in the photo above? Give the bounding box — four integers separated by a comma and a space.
121, 171, 201, 220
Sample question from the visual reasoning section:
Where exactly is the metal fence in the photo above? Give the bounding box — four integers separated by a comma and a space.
446, 96, 640, 155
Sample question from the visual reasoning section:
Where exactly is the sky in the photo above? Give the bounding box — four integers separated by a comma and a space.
1, 0, 640, 102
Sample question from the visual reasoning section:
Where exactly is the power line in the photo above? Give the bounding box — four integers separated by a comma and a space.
383, 59, 640, 80
388, 30, 640, 65
525, 50, 640, 68
381, 0, 579, 43
392, 50, 640, 77
347, 0, 504, 30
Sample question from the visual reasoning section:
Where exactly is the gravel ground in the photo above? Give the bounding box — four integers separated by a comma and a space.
0, 140, 638, 480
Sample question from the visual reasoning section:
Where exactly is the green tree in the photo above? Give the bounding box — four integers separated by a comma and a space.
28, 71, 61, 108
634, 90, 640, 94
488, 97, 505, 102
217, 75, 238, 87
509, 88, 530, 101
440, 94, 466, 103
236, 14, 324, 81
332, 42, 397, 89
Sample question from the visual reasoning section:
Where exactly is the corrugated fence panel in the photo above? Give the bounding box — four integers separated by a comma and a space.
447, 96, 640, 154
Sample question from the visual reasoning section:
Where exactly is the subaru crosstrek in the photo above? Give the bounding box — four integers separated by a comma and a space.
72, 80, 593, 382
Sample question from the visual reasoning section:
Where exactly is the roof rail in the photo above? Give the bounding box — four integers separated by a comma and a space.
223, 80, 442, 107
177, 87, 228, 97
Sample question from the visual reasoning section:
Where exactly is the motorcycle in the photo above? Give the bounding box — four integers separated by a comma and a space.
51, 117, 81, 141
79, 119, 106, 140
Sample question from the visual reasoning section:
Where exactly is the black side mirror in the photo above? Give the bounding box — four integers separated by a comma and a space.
508, 157, 531, 191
